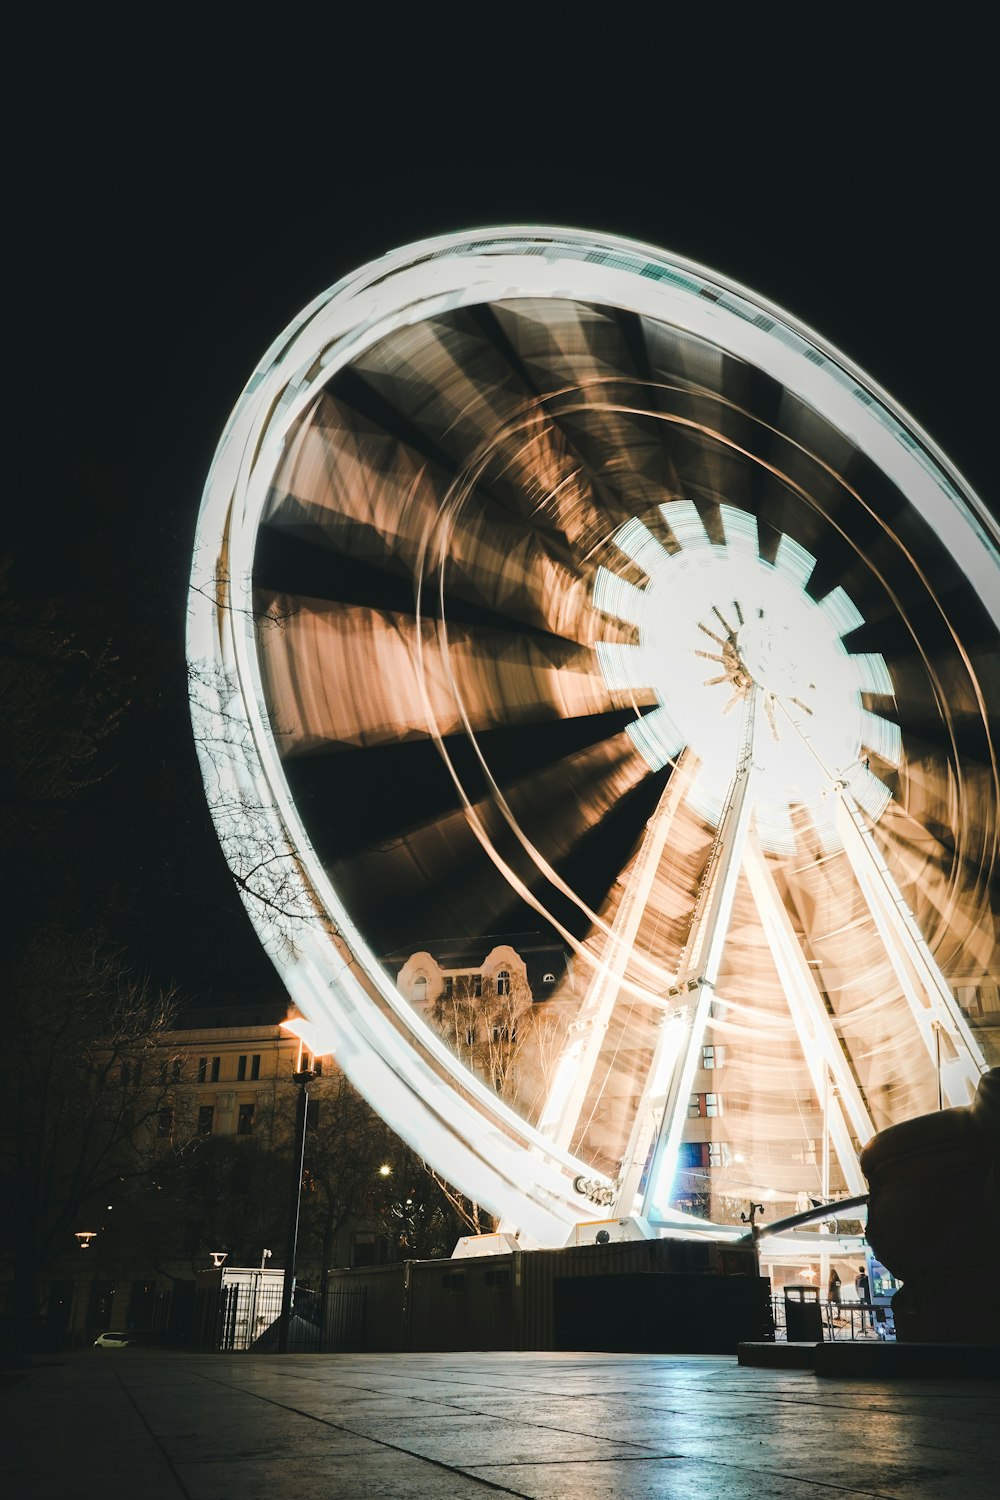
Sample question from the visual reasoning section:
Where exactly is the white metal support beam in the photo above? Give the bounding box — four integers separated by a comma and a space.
536, 750, 694, 1154
615, 687, 761, 1222
742, 833, 873, 1195
773, 694, 988, 1106
833, 793, 987, 1104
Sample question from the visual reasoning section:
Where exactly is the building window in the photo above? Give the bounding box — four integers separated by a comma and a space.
705, 1092, 721, 1117
702, 1044, 726, 1069
157, 1107, 173, 1139
210, 1057, 221, 1083
496, 969, 511, 996
414, 974, 427, 1002
688, 1094, 701, 1118
465, 1025, 476, 1046
197, 1057, 207, 1084
352, 1231, 379, 1268
543, 972, 556, 985
237, 1055, 247, 1081
313, 1058, 323, 1077
250, 1055, 261, 1081
237, 1103, 255, 1136
306, 1099, 320, 1132
197, 1105, 214, 1136
708, 1141, 729, 1167
443, 976, 454, 999
473, 975, 483, 998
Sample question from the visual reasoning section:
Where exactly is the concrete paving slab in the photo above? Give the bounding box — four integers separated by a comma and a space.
3, 1348, 998, 1500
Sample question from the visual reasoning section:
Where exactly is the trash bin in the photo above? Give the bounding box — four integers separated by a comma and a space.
784, 1284, 823, 1341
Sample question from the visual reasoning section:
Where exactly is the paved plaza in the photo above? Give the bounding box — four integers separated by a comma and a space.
2, 1348, 998, 1499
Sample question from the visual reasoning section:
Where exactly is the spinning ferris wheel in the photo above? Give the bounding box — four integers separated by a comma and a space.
188, 228, 999, 1250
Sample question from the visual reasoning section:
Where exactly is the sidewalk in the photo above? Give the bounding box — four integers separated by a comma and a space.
2, 1348, 998, 1499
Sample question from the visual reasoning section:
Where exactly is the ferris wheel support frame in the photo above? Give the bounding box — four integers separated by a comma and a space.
616, 689, 762, 1222
776, 696, 988, 1104
741, 834, 872, 1196
536, 750, 695, 1155
833, 793, 987, 1103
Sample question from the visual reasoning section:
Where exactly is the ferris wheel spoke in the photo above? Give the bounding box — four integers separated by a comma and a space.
327, 734, 667, 957
281, 708, 658, 862
254, 593, 642, 757
261, 398, 621, 646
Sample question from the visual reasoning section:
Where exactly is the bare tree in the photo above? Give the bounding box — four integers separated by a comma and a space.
293, 1071, 401, 1284
430, 970, 564, 1123
0, 929, 177, 1346
425, 970, 567, 1235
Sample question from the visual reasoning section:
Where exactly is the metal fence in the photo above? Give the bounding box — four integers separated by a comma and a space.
771, 1296, 895, 1342
213, 1283, 368, 1352
148, 1278, 893, 1353
323, 1287, 367, 1352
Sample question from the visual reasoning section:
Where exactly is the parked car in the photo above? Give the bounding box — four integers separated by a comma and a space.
93, 1330, 131, 1348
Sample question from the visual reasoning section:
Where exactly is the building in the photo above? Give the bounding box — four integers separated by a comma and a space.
15, 942, 999, 1348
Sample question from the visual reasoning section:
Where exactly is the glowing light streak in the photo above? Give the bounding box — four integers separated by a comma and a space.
594, 641, 647, 694
718, 503, 759, 558
624, 708, 685, 770
818, 587, 865, 637
773, 535, 817, 589
592, 567, 646, 627
613, 516, 672, 575
660, 498, 711, 549
851, 653, 895, 698
858, 710, 902, 768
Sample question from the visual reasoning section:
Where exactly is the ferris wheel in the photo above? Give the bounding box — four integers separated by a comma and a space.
188, 228, 998, 1250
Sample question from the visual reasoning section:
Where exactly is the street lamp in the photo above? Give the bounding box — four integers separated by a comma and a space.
277, 1065, 316, 1353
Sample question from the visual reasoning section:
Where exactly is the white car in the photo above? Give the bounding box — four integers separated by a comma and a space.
93, 1330, 131, 1348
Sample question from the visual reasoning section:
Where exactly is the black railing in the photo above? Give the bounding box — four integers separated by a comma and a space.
771, 1295, 895, 1342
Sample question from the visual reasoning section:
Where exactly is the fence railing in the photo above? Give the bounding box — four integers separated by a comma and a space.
147, 1281, 893, 1352
148, 1281, 368, 1352
771, 1296, 895, 1342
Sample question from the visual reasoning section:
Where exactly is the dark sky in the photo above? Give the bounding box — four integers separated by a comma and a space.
11, 13, 996, 1008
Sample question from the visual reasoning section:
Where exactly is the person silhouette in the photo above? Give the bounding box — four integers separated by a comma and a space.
855, 1264, 871, 1329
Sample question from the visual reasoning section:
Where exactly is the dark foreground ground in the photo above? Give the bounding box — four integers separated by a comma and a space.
2, 1349, 998, 1499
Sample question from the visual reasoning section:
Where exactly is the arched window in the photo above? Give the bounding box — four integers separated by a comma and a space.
414, 974, 427, 1002
496, 969, 510, 996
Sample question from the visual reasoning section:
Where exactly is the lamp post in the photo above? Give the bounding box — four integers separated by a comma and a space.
73, 1231, 98, 1345
277, 1066, 315, 1353
740, 1201, 765, 1278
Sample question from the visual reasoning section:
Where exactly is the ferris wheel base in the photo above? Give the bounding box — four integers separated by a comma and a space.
451, 1232, 524, 1259
564, 1216, 656, 1248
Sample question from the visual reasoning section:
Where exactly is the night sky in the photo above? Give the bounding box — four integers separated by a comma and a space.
11, 13, 996, 1010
